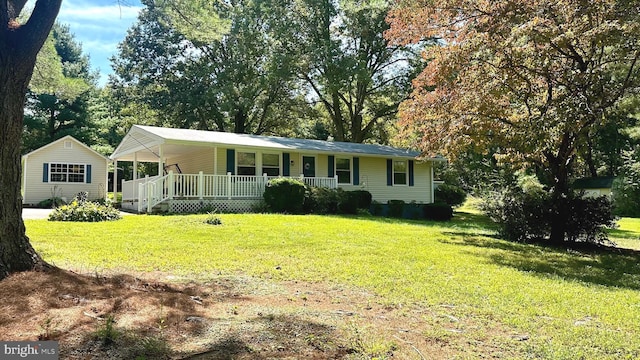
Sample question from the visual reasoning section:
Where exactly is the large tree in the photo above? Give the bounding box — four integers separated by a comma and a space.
111, 0, 296, 135
1, 0, 62, 280
281, 0, 423, 143
387, 0, 640, 243
23, 23, 95, 153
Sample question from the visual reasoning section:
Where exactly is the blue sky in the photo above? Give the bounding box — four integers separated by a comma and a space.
54, 0, 143, 86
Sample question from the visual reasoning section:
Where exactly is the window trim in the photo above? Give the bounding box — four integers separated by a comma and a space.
236, 151, 257, 176
261, 152, 281, 177
335, 157, 352, 185
49, 162, 87, 183
393, 160, 408, 186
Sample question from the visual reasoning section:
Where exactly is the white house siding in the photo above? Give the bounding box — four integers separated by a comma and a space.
165, 148, 215, 174
23, 141, 108, 205
166, 147, 432, 204
337, 157, 432, 203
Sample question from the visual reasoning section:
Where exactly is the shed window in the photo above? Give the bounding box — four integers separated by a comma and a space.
262, 153, 280, 176
237, 152, 256, 176
336, 158, 351, 184
50, 163, 86, 183
393, 161, 407, 185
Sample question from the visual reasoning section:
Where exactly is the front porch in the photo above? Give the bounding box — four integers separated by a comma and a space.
121, 172, 338, 213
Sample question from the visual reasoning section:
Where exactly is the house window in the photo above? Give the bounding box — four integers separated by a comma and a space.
237, 152, 256, 175
336, 158, 351, 184
50, 163, 85, 183
262, 153, 280, 176
393, 160, 407, 185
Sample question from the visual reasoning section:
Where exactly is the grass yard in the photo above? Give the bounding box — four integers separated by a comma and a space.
16, 212, 640, 359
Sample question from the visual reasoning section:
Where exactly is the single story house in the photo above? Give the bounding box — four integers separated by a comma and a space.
21, 135, 110, 206
110, 125, 443, 213
573, 176, 616, 197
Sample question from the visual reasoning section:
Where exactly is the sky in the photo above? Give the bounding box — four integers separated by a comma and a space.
53, 0, 144, 86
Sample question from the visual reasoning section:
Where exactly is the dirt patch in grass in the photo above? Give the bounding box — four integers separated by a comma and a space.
0, 268, 523, 359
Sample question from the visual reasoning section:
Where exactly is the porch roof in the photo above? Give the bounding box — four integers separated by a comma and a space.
111, 125, 438, 162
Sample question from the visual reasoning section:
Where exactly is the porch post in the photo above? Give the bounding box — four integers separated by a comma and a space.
138, 183, 144, 213
113, 160, 118, 197
334, 175, 338, 189
198, 171, 204, 200
227, 172, 232, 200
213, 147, 218, 175
158, 145, 164, 176
133, 152, 138, 180
168, 171, 174, 199
147, 177, 153, 213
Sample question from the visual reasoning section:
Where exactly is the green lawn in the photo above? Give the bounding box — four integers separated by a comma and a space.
26, 212, 640, 359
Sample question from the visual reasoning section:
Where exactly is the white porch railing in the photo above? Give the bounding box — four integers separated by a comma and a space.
122, 175, 160, 202
122, 172, 338, 213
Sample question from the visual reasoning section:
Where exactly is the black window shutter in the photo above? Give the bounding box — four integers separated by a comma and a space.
408, 160, 414, 187
226, 149, 235, 174
283, 153, 290, 176
353, 157, 359, 185
86, 164, 92, 184
386, 159, 392, 186
328, 155, 335, 177
43, 163, 49, 183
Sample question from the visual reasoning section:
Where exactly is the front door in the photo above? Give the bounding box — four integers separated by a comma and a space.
302, 156, 315, 177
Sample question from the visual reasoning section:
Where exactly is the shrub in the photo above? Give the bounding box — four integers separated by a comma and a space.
304, 187, 339, 214
481, 187, 616, 244
49, 200, 121, 222
263, 178, 306, 214
423, 202, 453, 221
350, 190, 373, 209
337, 190, 359, 215
434, 184, 467, 208
38, 197, 66, 209
387, 200, 405, 218
370, 200, 383, 216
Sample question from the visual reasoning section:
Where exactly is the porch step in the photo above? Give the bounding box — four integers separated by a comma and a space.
151, 202, 169, 214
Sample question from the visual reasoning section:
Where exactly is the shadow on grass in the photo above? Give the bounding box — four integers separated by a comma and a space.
181, 314, 352, 359
440, 235, 640, 290
0, 268, 353, 360
608, 227, 640, 240
335, 210, 499, 233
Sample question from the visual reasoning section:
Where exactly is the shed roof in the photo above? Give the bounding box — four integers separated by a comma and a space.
573, 176, 616, 189
110, 125, 438, 162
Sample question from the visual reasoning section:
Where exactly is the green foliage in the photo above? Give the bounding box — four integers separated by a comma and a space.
481, 188, 616, 244
303, 187, 364, 215
350, 190, 373, 209
387, 200, 405, 218
434, 184, 467, 208
93, 314, 119, 345
111, 0, 298, 135
263, 178, 306, 214
612, 149, 640, 217
49, 200, 121, 222
423, 202, 454, 221
204, 212, 222, 225
37, 197, 66, 209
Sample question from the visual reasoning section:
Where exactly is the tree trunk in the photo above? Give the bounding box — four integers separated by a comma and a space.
546, 135, 575, 245
1, 0, 63, 280
0, 60, 48, 280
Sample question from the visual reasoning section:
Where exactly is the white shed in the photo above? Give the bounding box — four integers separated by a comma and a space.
22, 136, 110, 206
